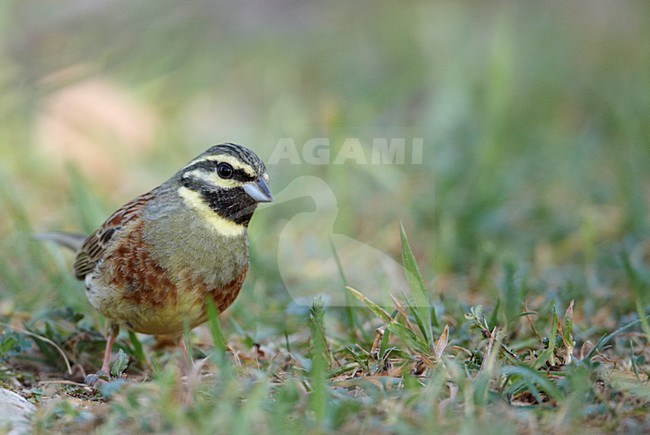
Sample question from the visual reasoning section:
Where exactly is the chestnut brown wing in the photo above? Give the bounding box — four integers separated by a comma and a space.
73, 190, 156, 280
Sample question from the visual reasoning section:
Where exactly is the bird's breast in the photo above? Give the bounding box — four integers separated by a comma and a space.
89, 205, 250, 336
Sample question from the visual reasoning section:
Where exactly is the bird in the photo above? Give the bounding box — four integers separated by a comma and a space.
38, 143, 272, 379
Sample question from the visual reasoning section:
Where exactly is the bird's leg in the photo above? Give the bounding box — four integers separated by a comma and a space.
179, 335, 193, 372
101, 322, 119, 374
85, 322, 119, 386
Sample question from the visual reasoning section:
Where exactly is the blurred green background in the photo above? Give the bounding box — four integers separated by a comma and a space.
1, 1, 649, 327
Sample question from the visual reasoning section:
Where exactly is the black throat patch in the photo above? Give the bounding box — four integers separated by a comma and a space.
182, 178, 257, 226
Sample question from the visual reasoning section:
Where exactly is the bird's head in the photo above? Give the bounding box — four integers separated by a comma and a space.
175, 143, 272, 236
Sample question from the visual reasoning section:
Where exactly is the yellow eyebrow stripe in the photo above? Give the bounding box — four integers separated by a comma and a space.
182, 155, 256, 177
182, 169, 240, 189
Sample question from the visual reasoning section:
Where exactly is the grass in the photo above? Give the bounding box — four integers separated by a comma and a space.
1, 1, 649, 433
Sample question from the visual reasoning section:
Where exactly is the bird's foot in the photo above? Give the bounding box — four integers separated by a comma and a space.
84, 370, 111, 386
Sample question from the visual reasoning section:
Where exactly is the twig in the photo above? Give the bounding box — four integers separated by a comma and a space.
38, 380, 88, 387
0, 322, 73, 375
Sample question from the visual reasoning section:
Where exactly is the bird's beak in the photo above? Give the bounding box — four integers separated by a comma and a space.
243, 176, 273, 203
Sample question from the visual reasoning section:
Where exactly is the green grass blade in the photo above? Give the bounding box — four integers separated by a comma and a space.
346, 286, 393, 323
402, 290, 429, 346
386, 321, 429, 355
330, 238, 358, 336
488, 298, 501, 330
308, 297, 328, 425
206, 298, 228, 364
621, 252, 650, 340
127, 330, 146, 367
502, 365, 564, 403
586, 314, 650, 361
400, 223, 438, 344
533, 306, 558, 369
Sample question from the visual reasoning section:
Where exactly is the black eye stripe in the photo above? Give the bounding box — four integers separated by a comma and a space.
199, 143, 267, 176
182, 160, 255, 182
231, 168, 254, 182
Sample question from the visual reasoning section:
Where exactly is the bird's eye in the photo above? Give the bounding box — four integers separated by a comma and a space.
217, 163, 234, 179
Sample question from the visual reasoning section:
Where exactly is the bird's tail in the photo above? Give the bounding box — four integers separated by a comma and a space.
34, 232, 87, 252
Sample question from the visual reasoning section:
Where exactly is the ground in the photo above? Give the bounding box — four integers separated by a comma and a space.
1, 1, 649, 433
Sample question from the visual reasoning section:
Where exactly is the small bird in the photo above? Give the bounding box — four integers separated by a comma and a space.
40, 143, 272, 378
